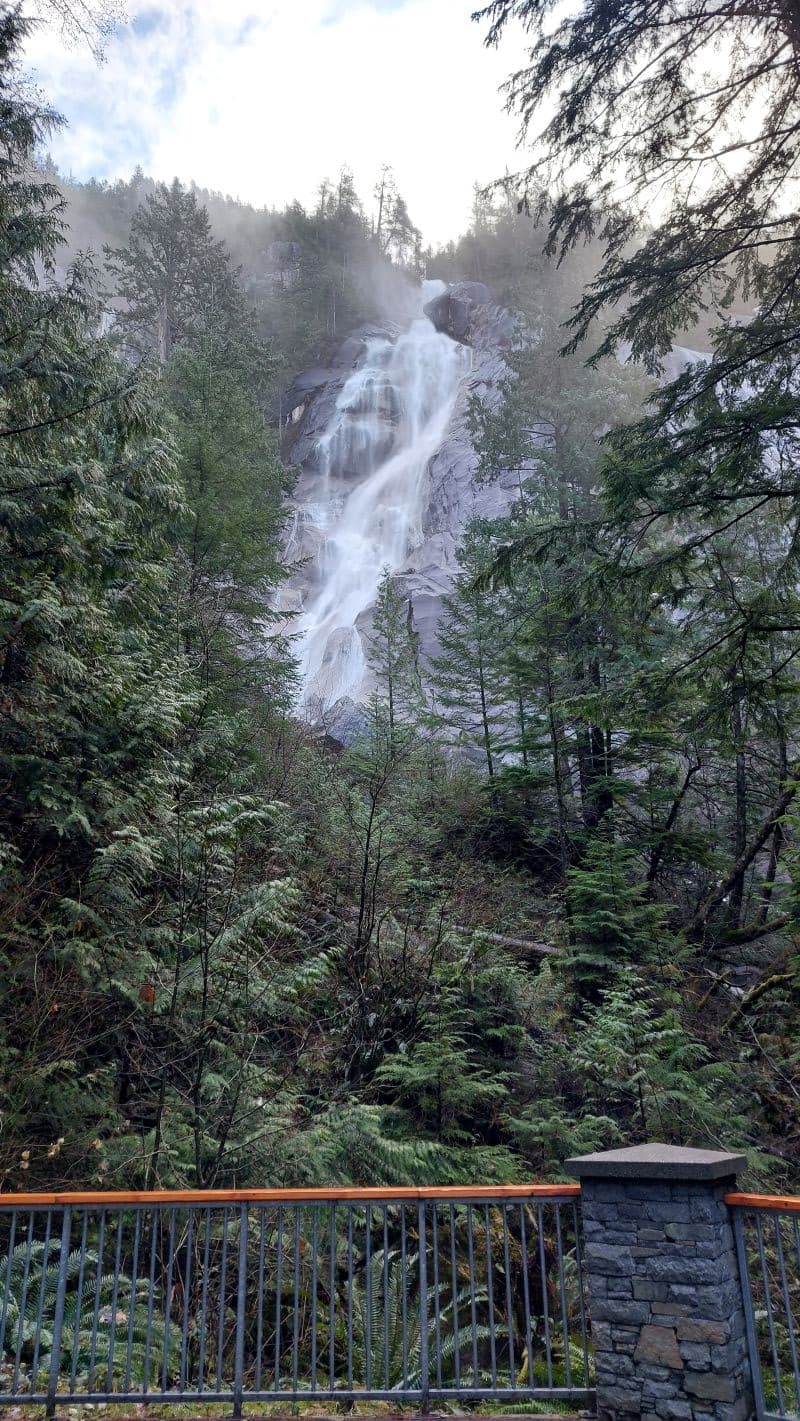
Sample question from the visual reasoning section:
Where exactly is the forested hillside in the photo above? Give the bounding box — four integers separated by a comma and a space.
1, 1, 798, 1198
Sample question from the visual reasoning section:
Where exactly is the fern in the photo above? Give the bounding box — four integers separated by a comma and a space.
0, 1239, 178, 1393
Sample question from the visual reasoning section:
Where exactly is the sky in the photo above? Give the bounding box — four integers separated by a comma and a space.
22, 0, 528, 246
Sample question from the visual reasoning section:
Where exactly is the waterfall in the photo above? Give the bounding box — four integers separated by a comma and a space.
294, 280, 471, 711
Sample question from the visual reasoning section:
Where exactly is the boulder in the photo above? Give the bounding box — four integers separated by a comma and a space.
423, 281, 493, 342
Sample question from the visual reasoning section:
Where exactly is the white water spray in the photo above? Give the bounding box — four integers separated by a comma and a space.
294, 281, 470, 710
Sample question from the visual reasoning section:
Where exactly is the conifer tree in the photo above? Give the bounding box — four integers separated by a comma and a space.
368, 569, 422, 737
429, 526, 507, 778
105, 179, 244, 361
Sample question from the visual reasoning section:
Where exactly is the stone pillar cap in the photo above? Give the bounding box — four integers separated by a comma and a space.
566, 1142, 747, 1181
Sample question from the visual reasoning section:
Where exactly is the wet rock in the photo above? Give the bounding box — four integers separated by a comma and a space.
423, 280, 493, 341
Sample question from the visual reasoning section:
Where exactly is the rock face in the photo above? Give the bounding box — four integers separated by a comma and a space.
278, 283, 519, 728
424, 281, 493, 341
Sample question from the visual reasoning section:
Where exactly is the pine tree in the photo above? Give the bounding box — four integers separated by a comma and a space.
0, 7, 187, 1177
368, 569, 422, 737
429, 526, 508, 778
105, 179, 244, 361
565, 839, 669, 999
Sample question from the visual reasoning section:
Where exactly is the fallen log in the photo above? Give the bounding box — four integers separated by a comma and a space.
452, 924, 559, 955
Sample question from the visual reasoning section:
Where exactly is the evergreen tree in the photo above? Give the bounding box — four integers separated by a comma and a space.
368, 569, 422, 736
105, 180, 244, 361
429, 526, 507, 778
566, 840, 668, 998
0, 7, 184, 1177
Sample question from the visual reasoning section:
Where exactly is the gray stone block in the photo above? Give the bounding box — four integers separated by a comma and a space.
684, 1370, 737, 1402
591, 1298, 652, 1324
655, 1400, 693, 1419
586, 1242, 635, 1273
607, 1278, 634, 1298
632, 1278, 670, 1301
680, 1341, 712, 1368
648, 1256, 726, 1285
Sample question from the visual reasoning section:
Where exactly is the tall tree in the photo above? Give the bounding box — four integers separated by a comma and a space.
475, 0, 800, 605
368, 569, 422, 737
429, 526, 508, 779
105, 180, 244, 362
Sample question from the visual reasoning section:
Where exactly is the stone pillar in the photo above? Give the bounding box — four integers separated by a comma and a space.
566, 1143, 754, 1421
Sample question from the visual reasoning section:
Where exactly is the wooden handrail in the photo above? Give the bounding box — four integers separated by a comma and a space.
0, 1183, 581, 1207
725, 1191, 800, 1213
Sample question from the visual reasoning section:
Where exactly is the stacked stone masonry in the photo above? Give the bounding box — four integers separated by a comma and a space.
572, 1154, 755, 1421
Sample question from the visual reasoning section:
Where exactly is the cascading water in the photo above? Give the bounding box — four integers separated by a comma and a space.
293, 280, 471, 711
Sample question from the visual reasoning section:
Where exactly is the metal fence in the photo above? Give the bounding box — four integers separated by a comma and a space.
730, 1193, 800, 1421
0, 1184, 594, 1413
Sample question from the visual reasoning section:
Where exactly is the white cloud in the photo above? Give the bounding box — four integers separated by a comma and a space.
21, 0, 527, 244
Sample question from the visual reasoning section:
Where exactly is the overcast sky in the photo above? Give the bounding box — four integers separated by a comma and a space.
22, 0, 527, 246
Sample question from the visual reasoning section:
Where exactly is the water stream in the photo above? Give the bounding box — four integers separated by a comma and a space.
294, 280, 470, 711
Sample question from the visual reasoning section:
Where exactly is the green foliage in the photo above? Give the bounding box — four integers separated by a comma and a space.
0, 1239, 177, 1389
1, 0, 796, 1201
566, 839, 668, 995
105, 179, 245, 363
368, 568, 422, 735
575, 968, 748, 1147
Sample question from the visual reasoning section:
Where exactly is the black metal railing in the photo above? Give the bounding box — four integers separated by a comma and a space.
730, 1193, 800, 1421
0, 1185, 594, 1413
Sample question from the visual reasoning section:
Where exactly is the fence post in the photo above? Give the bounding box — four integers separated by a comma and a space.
46, 1206, 73, 1419
566, 1143, 754, 1421
232, 1203, 249, 1418
417, 1200, 430, 1414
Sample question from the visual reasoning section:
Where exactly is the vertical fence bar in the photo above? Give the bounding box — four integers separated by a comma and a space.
756, 1211, 785, 1416
105, 1207, 125, 1394
484, 1202, 497, 1389
572, 1198, 591, 1388
274, 1204, 284, 1392
537, 1202, 553, 1390
46, 1207, 73, 1418
291, 1206, 301, 1396
328, 1202, 336, 1392
311, 1204, 319, 1394
87, 1208, 107, 1394
346, 1205, 353, 1392
432, 1203, 442, 1389
233, 1203, 248, 1417
732, 1208, 767, 1421
161, 1206, 178, 1394
502, 1201, 515, 1388
382, 1205, 390, 1390
773, 1215, 800, 1417
124, 1207, 143, 1393
255, 1207, 266, 1394
31, 1207, 53, 1387
448, 1202, 460, 1391
792, 1219, 800, 1416
555, 1204, 572, 1389
197, 1207, 212, 1394
418, 1199, 430, 1413
401, 1202, 410, 1390
467, 1201, 479, 1387
12, 1212, 35, 1395
519, 1202, 533, 1390
70, 1211, 90, 1394
365, 1202, 372, 1394
179, 1209, 195, 1395
143, 1208, 159, 1395
216, 1207, 230, 1394
0, 1210, 17, 1359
